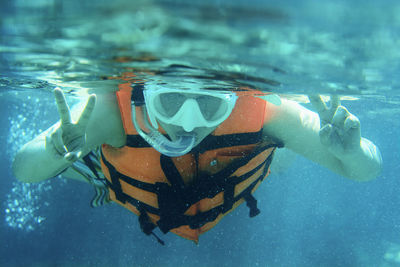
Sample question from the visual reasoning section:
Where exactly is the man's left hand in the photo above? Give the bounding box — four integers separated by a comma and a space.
308, 95, 362, 158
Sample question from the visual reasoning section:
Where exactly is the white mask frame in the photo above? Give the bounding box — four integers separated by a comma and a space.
143, 86, 238, 132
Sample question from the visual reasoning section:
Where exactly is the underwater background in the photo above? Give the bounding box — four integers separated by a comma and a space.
1, 0, 400, 266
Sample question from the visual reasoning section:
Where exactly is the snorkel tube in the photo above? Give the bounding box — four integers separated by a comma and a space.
131, 105, 196, 157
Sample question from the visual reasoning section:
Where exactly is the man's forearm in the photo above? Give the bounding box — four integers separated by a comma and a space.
12, 133, 71, 183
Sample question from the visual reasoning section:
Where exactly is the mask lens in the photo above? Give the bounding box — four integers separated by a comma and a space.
156, 92, 225, 121
156, 92, 186, 116
196, 95, 223, 120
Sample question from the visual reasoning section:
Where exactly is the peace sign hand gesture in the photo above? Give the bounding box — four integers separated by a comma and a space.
308, 95, 362, 158
47, 88, 96, 162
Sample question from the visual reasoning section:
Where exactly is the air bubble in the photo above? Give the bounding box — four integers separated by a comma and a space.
36, 216, 45, 223
5, 95, 65, 232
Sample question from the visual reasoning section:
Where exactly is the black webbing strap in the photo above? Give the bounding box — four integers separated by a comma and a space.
242, 147, 276, 218
156, 155, 191, 233
160, 154, 186, 194
131, 83, 145, 106
215, 143, 276, 180
221, 147, 274, 215
114, 170, 159, 194
102, 178, 160, 215
101, 151, 161, 215
100, 151, 159, 194
193, 170, 266, 228
138, 207, 165, 245
194, 129, 264, 153
100, 151, 127, 204
244, 193, 260, 217
222, 182, 236, 213
126, 135, 152, 147
138, 206, 157, 235
125, 130, 264, 151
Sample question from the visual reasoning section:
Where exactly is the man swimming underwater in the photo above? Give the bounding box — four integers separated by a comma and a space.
12, 82, 382, 243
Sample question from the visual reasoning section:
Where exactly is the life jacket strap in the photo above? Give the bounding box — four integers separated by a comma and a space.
194, 130, 263, 153
244, 193, 260, 217
100, 151, 128, 204
138, 207, 165, 245
131, 83, 145, 106
125, 129, 264, 151
126, 134, 152, 147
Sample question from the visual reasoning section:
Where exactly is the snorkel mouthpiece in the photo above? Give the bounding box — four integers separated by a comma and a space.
145, 131, 196, 157
132, 105, 196, 157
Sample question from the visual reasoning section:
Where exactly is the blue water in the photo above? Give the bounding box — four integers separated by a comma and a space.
1, 0, 400, 266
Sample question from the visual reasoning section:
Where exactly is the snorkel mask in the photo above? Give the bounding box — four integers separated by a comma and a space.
131, 85, 238, 157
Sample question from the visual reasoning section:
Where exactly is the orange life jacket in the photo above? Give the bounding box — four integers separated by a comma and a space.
100, 83, 282, 243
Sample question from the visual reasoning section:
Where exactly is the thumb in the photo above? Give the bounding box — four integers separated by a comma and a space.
344, 115, 361, 147
319, 124, 333, 147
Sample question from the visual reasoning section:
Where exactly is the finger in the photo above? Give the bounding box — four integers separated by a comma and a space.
344, 115, 361, 146
329, 95, 341, 111
309, 95, 333, 127
344, 114, 360, 132
64, 135, 85, 152
319, 124, 333, 147
50, 128, 67, 156
308, 95, 327, 113
54, 88, 72, 125
77, 94, 96, 126
64, 151, 81, 162
331, 106, 350, 128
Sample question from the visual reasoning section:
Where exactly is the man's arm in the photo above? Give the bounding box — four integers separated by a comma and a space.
12, 89, 125, 183
264, 96, 382, 181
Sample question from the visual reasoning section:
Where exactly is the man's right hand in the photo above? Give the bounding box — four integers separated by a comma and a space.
47, 88, 96, 162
